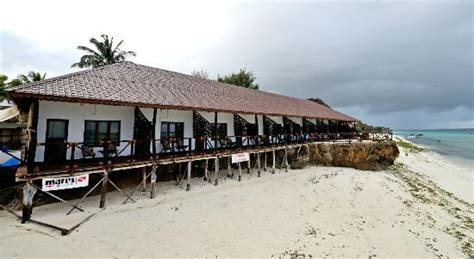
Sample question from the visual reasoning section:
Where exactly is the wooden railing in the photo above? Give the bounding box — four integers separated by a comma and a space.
1, 131, 393, 170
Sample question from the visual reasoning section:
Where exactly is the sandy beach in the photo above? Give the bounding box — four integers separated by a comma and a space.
0, 140, 472, 258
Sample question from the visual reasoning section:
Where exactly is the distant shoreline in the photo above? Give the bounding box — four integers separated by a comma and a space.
393, 129, 474, 166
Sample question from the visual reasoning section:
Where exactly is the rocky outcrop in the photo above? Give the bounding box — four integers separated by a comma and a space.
290, 142, 399, 171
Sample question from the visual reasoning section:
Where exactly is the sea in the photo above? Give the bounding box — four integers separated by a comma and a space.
393, 128, 474, 166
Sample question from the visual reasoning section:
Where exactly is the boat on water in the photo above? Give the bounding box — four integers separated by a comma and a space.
406, 132, 423, 139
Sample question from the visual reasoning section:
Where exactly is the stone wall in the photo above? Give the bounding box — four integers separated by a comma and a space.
290, 142, 399, 171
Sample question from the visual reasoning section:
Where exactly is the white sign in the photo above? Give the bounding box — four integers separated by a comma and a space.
231, 153, 250, 163
42, 174, 89, 191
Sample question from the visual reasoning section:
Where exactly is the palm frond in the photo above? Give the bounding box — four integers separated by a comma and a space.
18, 74, 30, 83
73, 34, 136, 68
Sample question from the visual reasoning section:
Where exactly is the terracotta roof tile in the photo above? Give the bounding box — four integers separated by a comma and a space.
9, 62, 358, 121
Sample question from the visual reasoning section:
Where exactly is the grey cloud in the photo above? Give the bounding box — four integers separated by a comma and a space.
0, 31, 75, 78
1, 1, 472, 129
197, 1, 472, 119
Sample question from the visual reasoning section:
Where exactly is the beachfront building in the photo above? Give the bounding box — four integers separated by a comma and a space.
6, 62, 359, 221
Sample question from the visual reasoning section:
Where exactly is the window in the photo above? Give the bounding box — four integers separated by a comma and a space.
161, 122, 184, 139
84, 121, 121, 146
213, 123, 227, 138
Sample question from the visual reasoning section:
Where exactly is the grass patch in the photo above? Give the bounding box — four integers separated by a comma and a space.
389, 163, 474, 257
396, 141, 425, 152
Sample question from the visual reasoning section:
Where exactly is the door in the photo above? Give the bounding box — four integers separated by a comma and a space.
134, 108, 152, 157
44, 119, 68, 164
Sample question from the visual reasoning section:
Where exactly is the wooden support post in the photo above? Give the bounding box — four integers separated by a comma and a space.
247, 156, 251, 174
152, 108, 157, 157
26, 99, 39, 175
214, 112, 218, 153
257, 152, 261, 177
99, 170, 109, 208
69, 143, 76, 169
272, 150, 276, 174
227, 157, 233, 178
264, 151, 267, 171
204, 159, 209, 182
141, 167, 147, 192
255, 114, 259, 147
150, 166, 157, 199
285, 149, 289, 172
186, 161, 191, 191
176, 163, 181, 186
21, 181, 36, 224
130, 140, 135, 161
238, 162, 242, 181
214, 157, 219, 185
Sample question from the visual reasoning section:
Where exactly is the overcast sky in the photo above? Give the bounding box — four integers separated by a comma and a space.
1, 0, 472, 129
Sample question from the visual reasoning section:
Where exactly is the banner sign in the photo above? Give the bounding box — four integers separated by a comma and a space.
42, 174, 89, 191
231, 152, 250, 163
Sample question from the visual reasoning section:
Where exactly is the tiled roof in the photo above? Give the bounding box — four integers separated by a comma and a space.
9, 62, 357, 121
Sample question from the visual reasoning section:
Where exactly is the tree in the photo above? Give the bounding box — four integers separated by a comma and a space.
308, 98, 331, 108
0, 74, 9, 101
217, 69, 259, 90
71, 34, 136, 69
18, 71, 46, 83
190, 70, 210, 80
0, 75, 23, 101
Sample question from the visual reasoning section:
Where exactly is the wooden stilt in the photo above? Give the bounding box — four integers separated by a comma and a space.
21, 181, 36, 224
99, 170, 108, 208
264, 151, 267, 171
247, 156, 251, 174
186, 161, 191, 191
238, 162, 242, 181
176, 163, 181, 186
214, 157, 219, 185
285, 149, 289, 172
26, 100, 39, 175
257, 152, 261, 177
272, 150, 276, 174
150, 167, 157, 199
227, 157, 232, 178
141, 167, 147, 192
204, 159, 209, 182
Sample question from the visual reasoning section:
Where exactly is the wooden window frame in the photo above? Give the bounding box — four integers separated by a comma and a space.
84, 120, 121, 147
161, 122, 185, 139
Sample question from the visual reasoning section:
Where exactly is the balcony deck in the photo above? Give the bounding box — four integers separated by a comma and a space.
14, 132, 392, 181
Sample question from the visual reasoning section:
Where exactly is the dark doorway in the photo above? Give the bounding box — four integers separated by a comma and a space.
44, 119, 68, 164
134, 108, 152, 157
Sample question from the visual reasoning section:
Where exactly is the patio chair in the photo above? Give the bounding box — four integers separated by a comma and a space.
175, 138, 188, 152
100, 142, 118, 158
81, 145, 96, 159
225, 137, 237, 148
161, 138, 173, 153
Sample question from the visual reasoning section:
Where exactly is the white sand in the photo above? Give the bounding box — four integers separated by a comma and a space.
395, 135, 474, 203
0, 143, 472, 258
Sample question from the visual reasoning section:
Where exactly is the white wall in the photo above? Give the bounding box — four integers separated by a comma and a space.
35, 101, 313, 162
198, 111, 235, 136
36, 101, 134, 162
289, 116, 303, 126
267, 115, 283, 125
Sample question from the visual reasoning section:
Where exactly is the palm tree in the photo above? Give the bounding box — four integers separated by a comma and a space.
18, 71, 46, 83
71, 34, 136, 69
